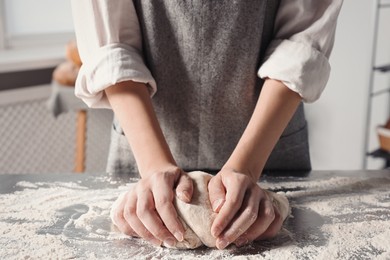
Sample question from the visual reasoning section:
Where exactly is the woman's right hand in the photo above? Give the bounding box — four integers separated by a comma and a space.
110, 166, 193, 247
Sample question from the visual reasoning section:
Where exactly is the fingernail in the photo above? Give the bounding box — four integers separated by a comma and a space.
174, 232, 184, 242
235, 237, 248, 247
212, 227, 221, 238
164, 237, 176, 247
177, 191, 190, 202
212, 199, 223, 212
217, 238, 229, 250
151, 238, 162, 247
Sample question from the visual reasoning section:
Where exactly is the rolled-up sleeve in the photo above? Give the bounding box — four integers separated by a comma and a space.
258, 0, 343, 103
70, 0, 156, 108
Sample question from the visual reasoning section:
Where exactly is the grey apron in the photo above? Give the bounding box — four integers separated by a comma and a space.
107, 0, 311, 177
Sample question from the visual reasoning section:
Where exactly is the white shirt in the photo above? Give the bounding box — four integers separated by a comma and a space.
71, 0, 343, 108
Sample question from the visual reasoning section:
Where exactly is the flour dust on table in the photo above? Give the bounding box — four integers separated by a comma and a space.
0, 173, 389, 259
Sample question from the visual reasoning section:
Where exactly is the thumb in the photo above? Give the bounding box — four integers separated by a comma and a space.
264, 190, 290, 221
208, 175, 226, 213
176, 173, 193, 203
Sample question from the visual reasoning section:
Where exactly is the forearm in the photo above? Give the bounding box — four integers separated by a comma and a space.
224, 79, 302, 181
105, 81, 177, 177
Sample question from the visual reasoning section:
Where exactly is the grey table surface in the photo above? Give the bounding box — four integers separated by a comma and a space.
1, 170, 390, 259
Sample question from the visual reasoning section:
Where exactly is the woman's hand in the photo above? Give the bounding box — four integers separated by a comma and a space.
208, 168, 285, 249
111, 166, 193, 247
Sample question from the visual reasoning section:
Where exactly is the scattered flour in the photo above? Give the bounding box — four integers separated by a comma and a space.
0, 175, 389, 259
15, 181, 39, 189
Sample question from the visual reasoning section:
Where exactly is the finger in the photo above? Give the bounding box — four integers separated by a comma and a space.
110, 192, 126, 227
208, 175, 226, 213
234, 198, 275, 246
153, 180, 185, 243
136, 188, 177, 247
175, 173, 193, 203
211, 178, 246, 240
110, 192, 138, 236
123, 191, 161, 246
217, 188, 260, 247
256, 207, 284, 240
264, 190, 290, 220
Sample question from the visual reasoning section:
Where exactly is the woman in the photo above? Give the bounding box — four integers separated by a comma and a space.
71, 0, 343, 249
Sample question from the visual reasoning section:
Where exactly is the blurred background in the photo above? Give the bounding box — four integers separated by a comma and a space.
0, 0, 389, 174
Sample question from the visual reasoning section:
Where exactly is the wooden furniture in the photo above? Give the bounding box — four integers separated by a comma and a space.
47, 82, 89, 173
75, 110, 87, 173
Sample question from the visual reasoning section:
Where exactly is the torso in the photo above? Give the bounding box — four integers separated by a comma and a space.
107, 0, 311, 176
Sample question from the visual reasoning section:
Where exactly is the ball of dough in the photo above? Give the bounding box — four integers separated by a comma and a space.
167, 171, 291, 249
65, 40, 82, 67
166, 171, 217, 249
52, 61, 79, 86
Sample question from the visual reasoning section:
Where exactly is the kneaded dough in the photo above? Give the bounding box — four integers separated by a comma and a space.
166, 171, 216, 249
110, 171, 290, 249
166, 171, 291, 249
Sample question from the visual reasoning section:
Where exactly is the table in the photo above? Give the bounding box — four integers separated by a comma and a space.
1, 171, 389, 259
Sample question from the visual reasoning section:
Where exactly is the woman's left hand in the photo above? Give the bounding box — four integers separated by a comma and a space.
208, 168, 284, 249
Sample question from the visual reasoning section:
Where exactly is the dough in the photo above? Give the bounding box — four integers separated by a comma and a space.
165, 171, 290, 249
110, 171, 290, 249
166, 171, 216, 249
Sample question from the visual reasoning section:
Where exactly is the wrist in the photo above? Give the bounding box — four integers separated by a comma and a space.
139, 160, 179, 178
224, 141, 266, 182
222, 160, 260, 183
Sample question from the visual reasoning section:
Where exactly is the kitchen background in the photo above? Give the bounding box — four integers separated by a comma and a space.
0, 0, 389, 174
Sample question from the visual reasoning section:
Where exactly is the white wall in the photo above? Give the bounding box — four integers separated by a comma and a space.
306, 0, 390, 170
4, 0, 73, 36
